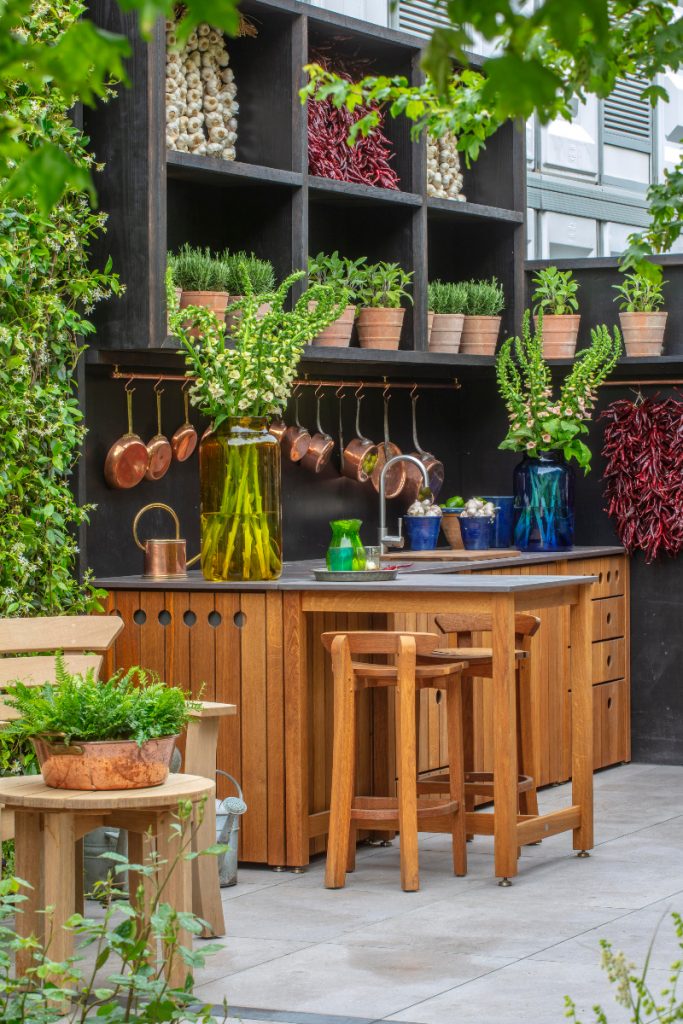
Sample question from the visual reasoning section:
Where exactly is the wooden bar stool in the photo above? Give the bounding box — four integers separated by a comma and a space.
417, 613, 541, 834
322, 631, 468, 892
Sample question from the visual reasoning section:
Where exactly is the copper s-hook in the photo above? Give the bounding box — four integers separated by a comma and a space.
355, 382, 364, 400
124, 378, 135, 393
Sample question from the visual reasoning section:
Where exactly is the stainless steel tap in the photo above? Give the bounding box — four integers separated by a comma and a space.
379, 454, 429, 551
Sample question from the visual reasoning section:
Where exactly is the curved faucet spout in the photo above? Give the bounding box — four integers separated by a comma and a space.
379, 454, 430, 550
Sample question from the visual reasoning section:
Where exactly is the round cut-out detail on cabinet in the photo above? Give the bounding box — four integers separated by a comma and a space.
183, 610, 197, 627
208, 610, 222, 628
158, 609, 172, 626
133, 609, 146, 625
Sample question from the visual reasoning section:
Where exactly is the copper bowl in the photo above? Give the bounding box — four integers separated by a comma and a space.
33, 735, 178, 790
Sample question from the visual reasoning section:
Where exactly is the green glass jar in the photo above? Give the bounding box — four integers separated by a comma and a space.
199, 416, 282, 581
326, 519, 366, 572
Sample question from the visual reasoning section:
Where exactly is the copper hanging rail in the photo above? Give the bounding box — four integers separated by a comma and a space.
110, 366, 461, 390
602, 379, 683, 387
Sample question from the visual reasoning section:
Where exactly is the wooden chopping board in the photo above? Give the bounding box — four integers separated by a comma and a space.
382, 548, 521, 561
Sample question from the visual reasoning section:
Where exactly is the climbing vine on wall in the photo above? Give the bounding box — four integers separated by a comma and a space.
0, 0, 120, 617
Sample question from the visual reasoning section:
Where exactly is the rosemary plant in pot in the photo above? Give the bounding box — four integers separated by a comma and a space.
428, 280, 467, 353
459, 277, 505, 354
175, 267, 348, 582
496, 312, 621, 551
3, 658, 193, 791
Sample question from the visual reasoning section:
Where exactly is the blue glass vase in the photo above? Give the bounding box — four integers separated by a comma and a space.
513, 452, 574, 552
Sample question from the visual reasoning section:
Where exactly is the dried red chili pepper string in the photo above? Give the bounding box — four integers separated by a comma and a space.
307, 57, 400, 190
601, 396, 683, 563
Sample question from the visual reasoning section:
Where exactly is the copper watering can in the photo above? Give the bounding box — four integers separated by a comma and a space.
133, 503, 200, 578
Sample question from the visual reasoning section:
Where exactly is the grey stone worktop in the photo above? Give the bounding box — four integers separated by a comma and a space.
95, 545, 621, 592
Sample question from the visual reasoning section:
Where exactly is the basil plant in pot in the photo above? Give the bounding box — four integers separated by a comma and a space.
308, 250, 367, 347
496, 312, 621, 552
532, 266, 581, 358
356, 261, 413, 350
173, 267, 348, 582
613, 270, 668, 357
3, 658, 194, 791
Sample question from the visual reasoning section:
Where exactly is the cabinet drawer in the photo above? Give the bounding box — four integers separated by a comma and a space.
592, 638, 626, 684
592, 557, 625, 598
592, 597, 625, 641
593, 679, 630, 769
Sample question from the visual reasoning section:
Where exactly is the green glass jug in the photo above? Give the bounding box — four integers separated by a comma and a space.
326, 519, 367, 572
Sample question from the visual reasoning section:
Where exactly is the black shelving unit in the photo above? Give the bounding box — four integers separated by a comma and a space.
87, 0, 527, 355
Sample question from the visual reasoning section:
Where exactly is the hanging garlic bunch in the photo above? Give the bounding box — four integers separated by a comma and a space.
165, 20, 239, 160
427, 132, 465, 201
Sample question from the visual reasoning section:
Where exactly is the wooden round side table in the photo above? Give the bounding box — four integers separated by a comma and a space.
0, 773, 214, 986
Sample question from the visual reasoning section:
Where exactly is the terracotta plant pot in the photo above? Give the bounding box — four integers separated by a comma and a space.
310, 304, 355, 347
180, 290, 229, 338
429, 312, 464, 354
427, 311, 435, 345
33, 735, 178, 791
534, 314, 580, 359
356, 307, 405, 350
441, 510, 464, 549
459, 315, 501, 355
225, 297, 272, 335
619, 311, 667, 357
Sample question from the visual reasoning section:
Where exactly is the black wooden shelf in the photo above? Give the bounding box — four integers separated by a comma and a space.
427, 197, 524, 225
307, 176, 422, 208
166, 151, 303, 189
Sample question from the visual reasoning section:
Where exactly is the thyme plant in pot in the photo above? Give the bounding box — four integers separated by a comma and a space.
223, 250, 276, 331
3, 658, 194, 791
459, 277, 505, 354
356, 261, 413, 349
496, 312, 621, 551
170, 243, 231, 324
308, 250, 366, 346
174, 269, 348, 582
613, 270, 668, 356
428, 280, 467, 353
532, 266, 581, 358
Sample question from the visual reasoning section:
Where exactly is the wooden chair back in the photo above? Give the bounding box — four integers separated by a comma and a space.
321, 631, 440, 657
434, 612, 540, 648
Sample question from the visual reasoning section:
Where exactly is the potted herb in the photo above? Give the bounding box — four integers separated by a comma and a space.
170, 243, 231, 323
532, 266, 581, 358
307, 250, 366, 346
427, 280, 467, 353
459, 277, 505, 354
223, 250, 275, 330
496, 311, 621, 551
4, 658, 194, 791
613, 270, 668, 356
356, 261, 413, 350
174, 269, 348, 582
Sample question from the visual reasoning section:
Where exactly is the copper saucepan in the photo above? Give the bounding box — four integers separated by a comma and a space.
402, 391, 445, 504
104, 383, 149, 489
281, 392, 311, 462
133, 502, 200, 578
145, 384, 173, 481
269, 418, 287, 442
302, 389, 334, 473
371, 390, 406, 499
342, 390, 378, 484
171, 386, 198, 462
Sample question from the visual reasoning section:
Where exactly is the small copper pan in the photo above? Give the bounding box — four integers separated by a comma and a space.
269, 419, 287, 442
282, 392, 311, 462
302, 390, 334, 473
343, 391, 378, 483
171, 386, 198, 462
104, 383, 149, 489
371, 390, 406, 499
145, 384, 173, 481
403, 391, 445, 504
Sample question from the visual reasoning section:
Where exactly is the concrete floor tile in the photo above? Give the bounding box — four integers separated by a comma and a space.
193, 936, 314, 984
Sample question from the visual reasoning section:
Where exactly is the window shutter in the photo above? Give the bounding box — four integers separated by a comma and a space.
603, 74, 652, 147
397, 0, 449, 36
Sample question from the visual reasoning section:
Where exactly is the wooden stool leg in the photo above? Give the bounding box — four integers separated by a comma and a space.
446, 677, 467, 877
571, 585, 594, 853
325, 638, 356, 889
43, 811, 76, 966
14, 810, 44, 978
395, 641, 418, 892
517, 666, 539, 819
492, 595, 519, 882
74, 838, 84, 914
185, 717, 224, 936
462, 677, 476, 839
155, 810, 193, 990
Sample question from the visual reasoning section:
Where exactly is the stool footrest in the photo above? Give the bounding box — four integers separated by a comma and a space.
350, 795, 459, 827
418, 771, 534, 798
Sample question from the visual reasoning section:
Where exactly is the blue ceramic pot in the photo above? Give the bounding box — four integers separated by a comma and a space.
403, 515, 441, 551
483, 496, 514, 548
460, 517, 494, 550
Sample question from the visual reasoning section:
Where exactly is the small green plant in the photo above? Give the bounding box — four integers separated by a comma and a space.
462, 277, 505, 316
613, 271, 667, 313
358, 261, 413, 309
169, 244, 231, 292
428, 279, 468, 314
222, 250, 276, 294
308, 250, 367, 303
532, 266, 579, 315
0, 801, 228, 1023
4, 656, 196, 747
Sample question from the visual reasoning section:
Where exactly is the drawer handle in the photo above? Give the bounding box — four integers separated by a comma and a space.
607, 697, 613, 709
598, 572, 603, 583
606, 613, 612, 625
606, 571, 611, 582
607, 655, 612, 667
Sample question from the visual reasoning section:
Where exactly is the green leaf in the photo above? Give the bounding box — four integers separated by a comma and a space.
2, 142, 95, 215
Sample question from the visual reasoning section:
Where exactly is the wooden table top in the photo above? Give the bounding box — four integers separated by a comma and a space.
0, 773, 214, 810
